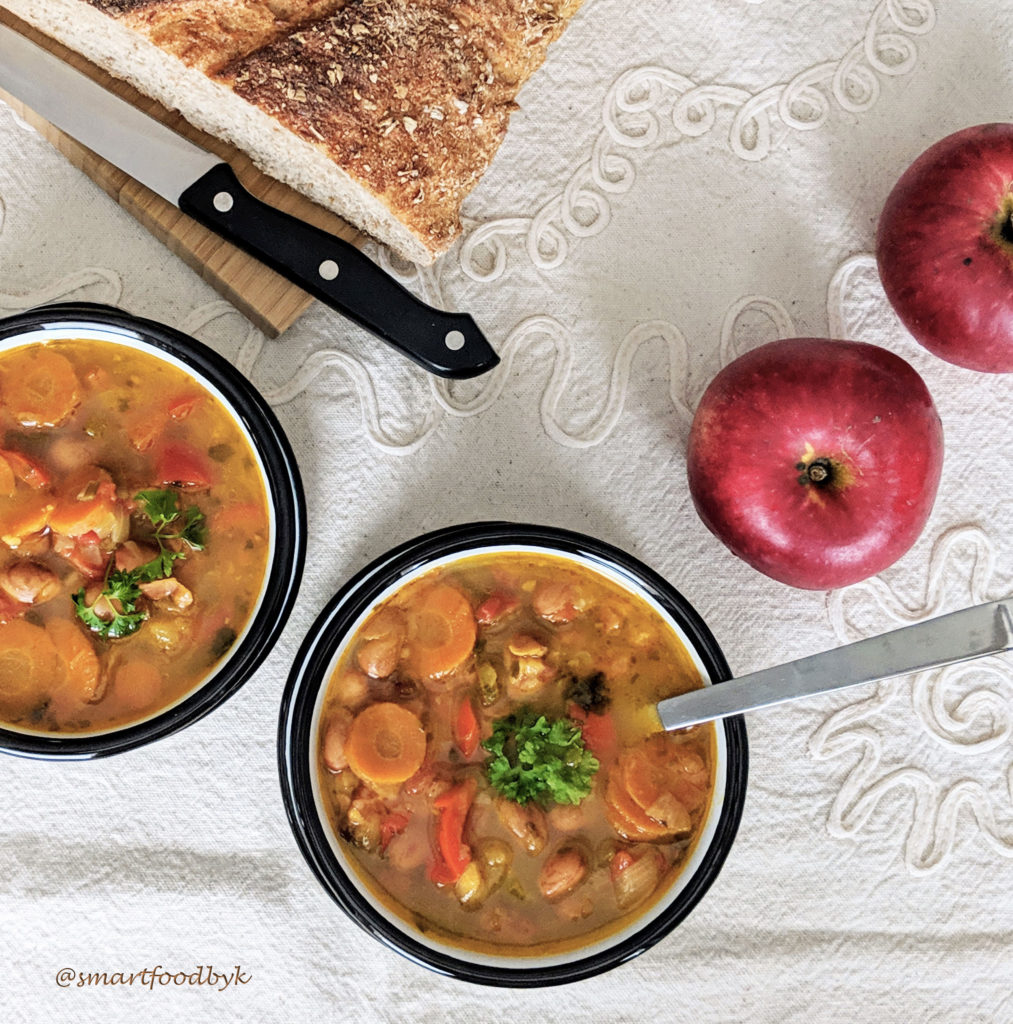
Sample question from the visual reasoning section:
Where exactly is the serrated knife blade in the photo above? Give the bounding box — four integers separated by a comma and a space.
0, 24, 499, 379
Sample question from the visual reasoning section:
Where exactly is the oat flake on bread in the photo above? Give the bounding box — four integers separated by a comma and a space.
3, 0, 583, 264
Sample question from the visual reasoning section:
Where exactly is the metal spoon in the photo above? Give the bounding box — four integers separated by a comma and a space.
658, 598, 1013, 730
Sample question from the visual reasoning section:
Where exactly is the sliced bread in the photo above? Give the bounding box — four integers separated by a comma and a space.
3, 0, 583, 264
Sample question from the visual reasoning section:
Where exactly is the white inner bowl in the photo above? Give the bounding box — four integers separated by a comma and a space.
0, 322, 277, 738
307, 542, 730, 973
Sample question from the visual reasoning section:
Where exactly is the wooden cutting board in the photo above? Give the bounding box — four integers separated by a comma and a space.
0, 8, 363, 337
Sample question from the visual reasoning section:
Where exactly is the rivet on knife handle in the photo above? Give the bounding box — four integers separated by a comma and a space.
0, 25, 497, 378
179, 163, 499, 379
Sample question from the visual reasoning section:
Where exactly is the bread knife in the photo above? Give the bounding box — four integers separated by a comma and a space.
658, 598, 1013, 729
0, 24, 499, 379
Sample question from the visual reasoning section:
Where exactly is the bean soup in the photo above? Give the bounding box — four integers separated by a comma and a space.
316, 551, 716, 957
0, 339, 271, 733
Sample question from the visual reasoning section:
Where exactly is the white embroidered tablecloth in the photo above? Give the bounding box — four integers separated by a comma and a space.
2, 1, 1011, 1021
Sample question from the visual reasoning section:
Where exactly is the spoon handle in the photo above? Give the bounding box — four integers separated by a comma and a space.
658, 598, 1013, 730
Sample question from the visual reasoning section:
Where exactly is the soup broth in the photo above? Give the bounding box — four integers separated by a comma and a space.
0, 338, 271, 733
317, 552, 716, 957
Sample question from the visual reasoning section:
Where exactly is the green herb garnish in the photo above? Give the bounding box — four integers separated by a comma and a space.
71, 569, 147, 639
73, 490, 207, 638
482, 709, 599, 806
133, 489, 206, 579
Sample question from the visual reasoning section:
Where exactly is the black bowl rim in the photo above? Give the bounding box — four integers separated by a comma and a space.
278, 521, 748, 987
0, 302, 307, 759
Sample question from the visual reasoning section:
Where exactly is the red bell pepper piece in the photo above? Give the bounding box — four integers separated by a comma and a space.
167, 393, 203, 421
428, 778, 476, 884
474, 591, 519, 626
454, 698, 480, 759
569, 703, 617, 762
379, 812, 410, 853
155, 441, 214, 490
0, 449, 50, 489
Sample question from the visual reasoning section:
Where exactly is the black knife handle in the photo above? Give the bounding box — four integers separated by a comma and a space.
178, 163, 498, 379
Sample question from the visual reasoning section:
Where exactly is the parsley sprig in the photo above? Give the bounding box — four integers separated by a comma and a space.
482, 709, 599, 806
133, 489, 207, 579
72, 569, 147, 639
72, 489, 206, 640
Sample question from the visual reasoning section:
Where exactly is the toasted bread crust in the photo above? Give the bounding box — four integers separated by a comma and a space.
107, 0, 349, 72
17, 0, 583, 260
222, 1, 525, 249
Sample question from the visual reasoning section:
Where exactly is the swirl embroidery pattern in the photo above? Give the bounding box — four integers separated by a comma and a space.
239, 292, 795, 452
810, 526, 1013, 875
0, 268, 123, 313
458, 0, 937, 282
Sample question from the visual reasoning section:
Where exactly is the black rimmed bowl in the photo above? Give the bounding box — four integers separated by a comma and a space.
279, 522, 747, 987
0, 302, 306, 759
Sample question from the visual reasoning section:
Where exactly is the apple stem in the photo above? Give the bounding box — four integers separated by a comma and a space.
804, 458, 833, 487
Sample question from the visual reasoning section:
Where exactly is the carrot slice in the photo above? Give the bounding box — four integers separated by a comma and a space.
0, 456, 16, 498
49, 466, 125, 540
0, 491, 54, 549
604, 775, 672, 842
0, 618, 61, 718
0, 591, 26, 624
0, 347, 81, 428
47, 619, 102, 703
604, 793, 659, 843
0, 450, 51, 489
406, 585, 476, 680
606, 737, 697, 841
672, 778, 709, 813
345, 702, 427, 787
114, 660, 163, 711
622, 746, 676, 813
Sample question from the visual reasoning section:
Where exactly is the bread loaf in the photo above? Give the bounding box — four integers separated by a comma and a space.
3, 0, 583, 264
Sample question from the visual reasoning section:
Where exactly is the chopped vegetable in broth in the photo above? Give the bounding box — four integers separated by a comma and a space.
317, 552, 716, 956
0, 339, 270, 733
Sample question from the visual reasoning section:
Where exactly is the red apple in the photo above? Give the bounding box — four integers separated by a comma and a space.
686, 338, 943, 590
877, 122, 1013, 372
